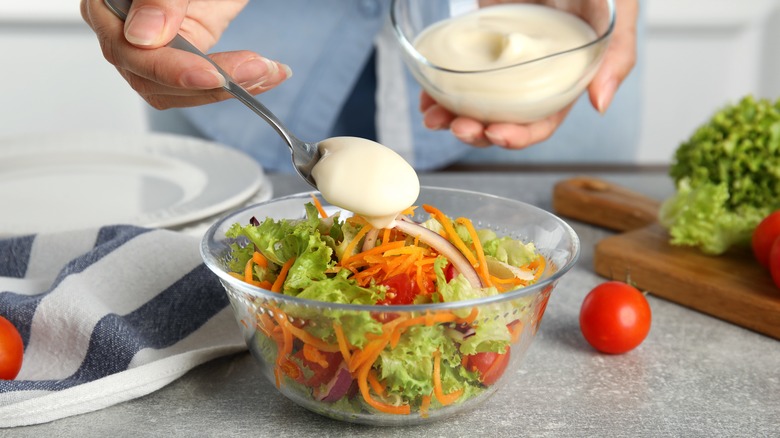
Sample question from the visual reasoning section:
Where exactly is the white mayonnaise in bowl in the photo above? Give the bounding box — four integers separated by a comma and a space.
390, 0, 616, 124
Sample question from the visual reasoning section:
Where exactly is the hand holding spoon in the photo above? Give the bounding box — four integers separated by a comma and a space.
103, 0, 419, 222
104, 0, 320, 188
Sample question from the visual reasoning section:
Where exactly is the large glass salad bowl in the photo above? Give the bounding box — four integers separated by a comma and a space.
201, 187, 580, 425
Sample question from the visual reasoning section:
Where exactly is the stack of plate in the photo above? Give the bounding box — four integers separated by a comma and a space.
0, 131, 272, 237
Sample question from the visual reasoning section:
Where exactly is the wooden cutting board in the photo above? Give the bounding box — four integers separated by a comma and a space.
552, 176, 780, 340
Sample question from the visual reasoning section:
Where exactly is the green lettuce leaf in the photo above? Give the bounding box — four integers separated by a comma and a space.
659, 178, 766, 254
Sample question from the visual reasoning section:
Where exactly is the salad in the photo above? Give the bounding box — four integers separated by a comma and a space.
224, 196, 546, 417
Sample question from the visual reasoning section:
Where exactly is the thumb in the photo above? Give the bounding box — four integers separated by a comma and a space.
123, 0, 189, 48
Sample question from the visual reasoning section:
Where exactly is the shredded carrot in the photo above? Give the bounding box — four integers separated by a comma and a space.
244, 258, 255, 284
531, 255, 546, 281
455, 307, 479, 325
333, 323, 352, 363
340, 224, 373, 262
273, 311, 294, 357
256, 280, 274, 290
367, 369, 386, 396
271, 257, 296, 293
341, 240, 405, 267
420, 393, 432, 418
399, 312, 458, 330
432, 350, 463, 406
349, 317, 407, 372
256, 312, 276, 338
349, 336, 390, 372
228, 272, 243, 281
388, 312, 459, 348
423, 205, 478, 267
357, 361, 411, 415
382, 228, 391, 245
252, 251, 268, 268
509, 320, 524, 343
303, 343, 329, 368
279, 358, 302, 380
283, 321, 342, 353
310, 194, 328, 218
456, 217, 492, 287
272, 310, 294, 388
399, 206, 417, 216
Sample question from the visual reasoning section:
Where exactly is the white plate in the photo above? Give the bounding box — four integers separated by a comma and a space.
0, 131, 272, 236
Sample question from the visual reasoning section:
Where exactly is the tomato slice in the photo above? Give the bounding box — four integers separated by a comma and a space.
292, 349, 342, 387
378, 273, 418, 305
444, 263, 457, 282
464, 347, 511, 386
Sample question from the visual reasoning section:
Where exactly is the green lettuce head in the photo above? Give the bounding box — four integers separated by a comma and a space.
659, 95, 780, 254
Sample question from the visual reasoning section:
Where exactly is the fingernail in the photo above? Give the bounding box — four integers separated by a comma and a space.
485, 130, 506, 147
233, 58, 270, 84
281, 64, 293, 79
242, 58, 282, 90
451, 127, 475, 143
422, 109, 445, 130
596, 78, 618, 114
181, 69, 226, 89
125, 7, 166, 46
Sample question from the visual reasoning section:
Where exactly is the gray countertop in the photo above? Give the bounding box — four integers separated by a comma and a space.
12, 171, 780, 437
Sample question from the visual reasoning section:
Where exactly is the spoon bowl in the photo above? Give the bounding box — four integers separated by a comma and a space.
104, 0, 320, 188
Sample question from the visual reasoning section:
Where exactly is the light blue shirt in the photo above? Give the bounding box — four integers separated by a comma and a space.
155, 0, 642, 173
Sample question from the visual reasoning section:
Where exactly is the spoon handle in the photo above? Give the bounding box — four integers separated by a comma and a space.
102, 0, 300, 150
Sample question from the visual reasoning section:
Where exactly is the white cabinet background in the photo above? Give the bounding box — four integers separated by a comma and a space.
1, 1, 779, 165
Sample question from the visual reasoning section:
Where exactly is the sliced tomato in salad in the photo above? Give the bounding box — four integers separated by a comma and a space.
378, 273, 426, 305
292, 349, 343, 387
464, 347, 511, 386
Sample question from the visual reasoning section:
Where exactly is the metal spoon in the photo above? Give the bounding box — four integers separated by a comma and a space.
103, 0, 320, 188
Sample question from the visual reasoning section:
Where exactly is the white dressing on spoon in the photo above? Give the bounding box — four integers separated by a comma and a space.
311, 136, 420, 229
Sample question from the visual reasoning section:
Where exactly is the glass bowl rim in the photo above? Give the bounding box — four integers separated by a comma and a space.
389, 0, 616, 74
200, 185, 581, 312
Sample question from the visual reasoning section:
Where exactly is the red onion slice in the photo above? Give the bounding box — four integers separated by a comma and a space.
315, 362, 354, 402
393, 216, 483, 288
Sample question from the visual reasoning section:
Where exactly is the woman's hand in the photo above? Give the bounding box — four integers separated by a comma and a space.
80, 0, 291, 109
421, 0, 638, 149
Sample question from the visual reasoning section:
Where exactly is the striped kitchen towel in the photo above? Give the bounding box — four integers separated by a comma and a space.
0, 226, 246, 428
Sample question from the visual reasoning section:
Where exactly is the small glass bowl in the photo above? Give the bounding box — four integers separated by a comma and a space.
391, 0, 616, 124
201, 187, 580, 425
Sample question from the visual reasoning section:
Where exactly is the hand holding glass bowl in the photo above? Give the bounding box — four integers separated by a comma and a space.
201, 187, 579, 425
391, 0, 620, 148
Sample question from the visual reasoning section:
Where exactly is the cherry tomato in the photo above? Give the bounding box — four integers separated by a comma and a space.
752, 211, 780, 268
292, 349, 342, 387
769, 237, 780, 289
464, 348, 511, 386
378, 273, 418, 305
579, 281, 651, 354
0, 316, 23, 380
444, 263, 457, 282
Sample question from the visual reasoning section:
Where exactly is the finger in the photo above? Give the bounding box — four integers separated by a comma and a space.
123, 0, 189, 48
85, 0, 223, 90
419, 91, 437, 113
422, 103, 457, 130
484, 104, 573, 149
589, 0, 638, 113
119, 51, 293, 109
450, 118, 492, 147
